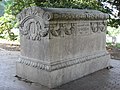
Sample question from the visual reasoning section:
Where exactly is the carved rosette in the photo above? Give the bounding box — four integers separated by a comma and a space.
18, 7, 51, 41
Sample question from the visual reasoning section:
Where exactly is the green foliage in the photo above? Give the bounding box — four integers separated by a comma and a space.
108, 18, 120, 28
107, 26, 120, 37
12, 0, 36, 16
106, 42, 120, 49
0, 13, 18, 40
98, 0, 120, 28
0, 0, 19, 41
4, 0, 13, 14
0, 0, 13, 14
12, 0, 102, 15
116, 43, 120, 48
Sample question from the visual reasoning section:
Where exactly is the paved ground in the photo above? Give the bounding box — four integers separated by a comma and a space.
0, 49, 120, 90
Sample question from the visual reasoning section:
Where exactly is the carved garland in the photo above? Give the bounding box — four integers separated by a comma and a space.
90, 21, 107, 33
49, 21, 107, 38
49, 23, 77, 38
17, 52, 109, 72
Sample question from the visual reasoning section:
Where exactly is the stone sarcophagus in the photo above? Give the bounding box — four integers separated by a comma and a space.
17, 6, 110, 88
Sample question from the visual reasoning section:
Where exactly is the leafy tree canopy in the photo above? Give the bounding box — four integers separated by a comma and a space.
98, 0, 120, 28
0, 0, 18, 40
1, 0, 120, 28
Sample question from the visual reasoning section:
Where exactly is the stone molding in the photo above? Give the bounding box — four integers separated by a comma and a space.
17, 52, 109, 72
18, 7, 109, 21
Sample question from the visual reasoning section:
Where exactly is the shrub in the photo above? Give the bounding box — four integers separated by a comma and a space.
0, 13, 18, 40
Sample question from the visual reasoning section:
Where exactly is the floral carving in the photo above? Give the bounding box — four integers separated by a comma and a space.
50, 23, 76, 38
90, 22, 98, 33
98, 22, 106, 32
90, 21, 107, 33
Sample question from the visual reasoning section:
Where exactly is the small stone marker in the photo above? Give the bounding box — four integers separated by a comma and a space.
16, 6, 110, 88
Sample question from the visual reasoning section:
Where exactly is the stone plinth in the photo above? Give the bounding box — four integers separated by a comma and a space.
16, 6, 110, 88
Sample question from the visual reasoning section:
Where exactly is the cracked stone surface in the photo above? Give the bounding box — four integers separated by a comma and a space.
0, 49, 120, 90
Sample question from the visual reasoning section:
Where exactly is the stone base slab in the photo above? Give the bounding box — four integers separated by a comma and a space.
16, 54, 110, 88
